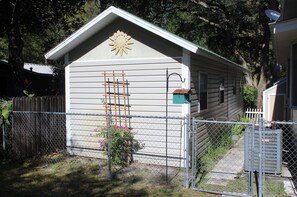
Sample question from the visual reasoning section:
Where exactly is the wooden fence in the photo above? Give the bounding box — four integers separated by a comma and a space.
13, 96, 65, 112
11, 96, 66, 159
245, 108, 263, 125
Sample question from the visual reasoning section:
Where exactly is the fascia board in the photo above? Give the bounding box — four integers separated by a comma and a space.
114, 8, 199, 54
273, 18, 297, 34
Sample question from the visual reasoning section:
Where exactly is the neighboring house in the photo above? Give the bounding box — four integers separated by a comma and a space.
0, 60, 58, 97
270, 0, 297, 122
45, 6, 247, 165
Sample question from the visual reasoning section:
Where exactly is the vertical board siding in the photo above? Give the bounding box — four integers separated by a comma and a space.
12, 96, 65, 159
68, 60, 184, 166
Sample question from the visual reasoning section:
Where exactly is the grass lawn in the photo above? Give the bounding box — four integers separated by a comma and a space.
0, 155, 218, 197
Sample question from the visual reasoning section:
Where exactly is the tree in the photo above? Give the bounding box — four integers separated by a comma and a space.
189, 0, 279, 108
0, 0, 84, 96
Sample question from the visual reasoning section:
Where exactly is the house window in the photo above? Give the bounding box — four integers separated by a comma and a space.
233, 79, 237, 95
199, 73, 208, 110
219, 78, 224, 103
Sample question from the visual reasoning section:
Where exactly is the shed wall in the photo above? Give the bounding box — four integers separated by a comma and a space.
67, 58, 185, 165
190, 55, 243, 120
190, 55, 244, 157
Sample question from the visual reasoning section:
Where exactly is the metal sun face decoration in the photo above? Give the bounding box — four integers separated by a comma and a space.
109, 30, 133, 56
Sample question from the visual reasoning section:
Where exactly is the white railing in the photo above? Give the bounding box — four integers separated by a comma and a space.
245, 108, 263, 125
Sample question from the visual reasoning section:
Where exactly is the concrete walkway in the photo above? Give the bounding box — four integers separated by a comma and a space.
204, 137, 296, 197
206, 137, 245, 186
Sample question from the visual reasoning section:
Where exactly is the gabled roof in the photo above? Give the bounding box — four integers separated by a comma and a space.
45, 6, 246, 71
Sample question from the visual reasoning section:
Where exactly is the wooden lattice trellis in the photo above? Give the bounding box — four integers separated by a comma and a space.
103, 70, 130, 128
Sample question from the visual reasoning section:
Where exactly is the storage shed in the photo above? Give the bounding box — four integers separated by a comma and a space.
45, 6, 247, 166
263, 79, 287, 122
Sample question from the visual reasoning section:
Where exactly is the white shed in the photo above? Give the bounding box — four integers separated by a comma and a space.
45, 6, 246, 166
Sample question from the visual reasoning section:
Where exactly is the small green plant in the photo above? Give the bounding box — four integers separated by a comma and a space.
0, 99, 13, 155
0, 99, 12, 125
23, 90, 34, 97
231, 117, 249, 136
243, 84, 257, 109
23, 79, 35, 97
97, 125, 143, 167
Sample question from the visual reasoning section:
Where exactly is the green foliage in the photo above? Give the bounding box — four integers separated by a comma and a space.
231, 117, 249, 136
97, 125, 143, 167
243, 84, 258, 109
0, 0, 85, 95
23, 90, 34, 98
22, 34, 45, 64
265, 180, 287, 196
0, 99, 12, 125
0, 38, 8, 59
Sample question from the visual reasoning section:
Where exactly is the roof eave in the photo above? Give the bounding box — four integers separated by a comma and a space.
196, 47, 249, 73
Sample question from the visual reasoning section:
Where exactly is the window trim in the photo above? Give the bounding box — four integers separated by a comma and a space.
199, 72, 208, 112
219, 77, 225, 104
233, 79, 237, 95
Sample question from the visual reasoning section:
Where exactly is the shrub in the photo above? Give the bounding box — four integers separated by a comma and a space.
243, 84, 257, 109
0, 99, 12, 125
97, 125, 143, 167
231, 117, 249, 136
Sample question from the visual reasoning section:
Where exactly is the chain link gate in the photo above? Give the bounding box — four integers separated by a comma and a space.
190, 118, 257, 196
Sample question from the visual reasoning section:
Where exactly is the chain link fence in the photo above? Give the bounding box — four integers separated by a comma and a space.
262, 120, 297, 197
4, 111, 297, 196
190, 118, 297, 197
190, 118, 253, 196
7, 111, 187, 186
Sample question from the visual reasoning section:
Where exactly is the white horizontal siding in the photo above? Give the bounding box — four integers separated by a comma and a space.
69, 60, 182, 115
68, 59, 185, 165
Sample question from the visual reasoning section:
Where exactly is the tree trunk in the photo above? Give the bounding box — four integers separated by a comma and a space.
256, 68, 269, 108
255, 0, 276, 109
7, 2, 24, 96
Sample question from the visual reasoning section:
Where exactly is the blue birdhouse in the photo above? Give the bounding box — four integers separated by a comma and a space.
172, 89, 191, 104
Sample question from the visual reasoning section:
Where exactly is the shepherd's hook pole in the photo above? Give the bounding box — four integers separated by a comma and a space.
165, 68, 185, 183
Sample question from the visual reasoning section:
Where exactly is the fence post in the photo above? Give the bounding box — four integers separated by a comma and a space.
258, 117, 264, 197
248, 122, 255, 196
184, 114, 190, 188
107, 113, 112, 180
191, 117, 196, 188
2, 123, 5, 152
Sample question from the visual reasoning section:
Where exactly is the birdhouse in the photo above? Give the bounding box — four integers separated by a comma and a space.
172, 89, 191, 104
